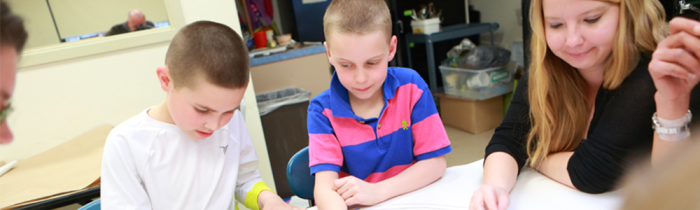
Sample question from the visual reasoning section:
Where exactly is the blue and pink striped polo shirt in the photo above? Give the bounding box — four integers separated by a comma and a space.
307, 67, 452, 183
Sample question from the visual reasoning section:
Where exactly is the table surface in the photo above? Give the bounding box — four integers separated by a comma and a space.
309, 159, 622, 210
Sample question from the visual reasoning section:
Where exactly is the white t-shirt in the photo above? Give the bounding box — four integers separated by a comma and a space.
101, 109, 265, 210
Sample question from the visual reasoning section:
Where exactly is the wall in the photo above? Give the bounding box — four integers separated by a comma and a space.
251, 53, 331, 98
470, 0, 523, 50
1, 0, 277, 203
6, 0, 60, 49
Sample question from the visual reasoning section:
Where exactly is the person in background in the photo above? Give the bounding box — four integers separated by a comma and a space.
105, 9, 154, 36
0, 0, 28, 144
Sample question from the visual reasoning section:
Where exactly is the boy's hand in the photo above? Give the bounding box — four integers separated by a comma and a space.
333, 176, 383, 206
258, 190, 305, 210
260, 202, 305, 210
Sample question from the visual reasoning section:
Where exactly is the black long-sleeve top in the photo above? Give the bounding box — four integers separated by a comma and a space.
485, 55, 700, 193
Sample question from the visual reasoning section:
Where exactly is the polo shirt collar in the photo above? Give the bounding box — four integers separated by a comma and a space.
329, 68, 400, 118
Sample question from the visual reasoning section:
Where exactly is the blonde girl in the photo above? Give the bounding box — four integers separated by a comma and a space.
469, 0, 676, 209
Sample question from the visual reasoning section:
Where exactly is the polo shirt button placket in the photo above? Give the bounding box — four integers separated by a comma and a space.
376, 122, 388, 148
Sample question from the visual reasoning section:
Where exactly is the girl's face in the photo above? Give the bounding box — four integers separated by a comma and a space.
543, 0, 620, 73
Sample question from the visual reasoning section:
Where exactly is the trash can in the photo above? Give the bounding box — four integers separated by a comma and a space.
256, 87, 311, 199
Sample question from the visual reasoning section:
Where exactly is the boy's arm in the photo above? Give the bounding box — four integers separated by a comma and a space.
376, 156, 446, 200
307, 100, 349, 208
232, 110, 299, 210
100, 133, 152, 210
315, 171, 348, 210
333, 156, 446, 207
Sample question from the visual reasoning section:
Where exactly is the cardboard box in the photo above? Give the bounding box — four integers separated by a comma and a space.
438, 94, 504, 134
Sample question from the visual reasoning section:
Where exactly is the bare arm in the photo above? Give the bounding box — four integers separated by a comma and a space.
257, 190, 304, 210
482, 152, 519, 192
648, 17, 700, 166
375, 156, 447, 201
536, 152, 575, 188
334, 156, 447, 207
314, 171, 347, 210
470, 152, 519, 210
651, 94, 692, 166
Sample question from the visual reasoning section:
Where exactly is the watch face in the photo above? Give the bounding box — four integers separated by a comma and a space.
677, 1, 700, 21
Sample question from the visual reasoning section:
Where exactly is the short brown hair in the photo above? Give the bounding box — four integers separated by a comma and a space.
323, 0, 391, 46
165, 21, 249, 89
0, 0, 28, 53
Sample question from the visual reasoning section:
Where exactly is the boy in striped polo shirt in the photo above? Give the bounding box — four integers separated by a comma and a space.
307, 0, 452, 209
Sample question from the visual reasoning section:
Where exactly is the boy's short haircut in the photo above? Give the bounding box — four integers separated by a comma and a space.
323, 0, 392, 46
165, 21, 249, 89
0, 0, 28, 53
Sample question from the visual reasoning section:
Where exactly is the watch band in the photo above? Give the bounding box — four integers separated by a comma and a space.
652, 110, 692, 138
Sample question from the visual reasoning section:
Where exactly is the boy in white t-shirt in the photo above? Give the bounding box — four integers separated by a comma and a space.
100, 21, 302, 210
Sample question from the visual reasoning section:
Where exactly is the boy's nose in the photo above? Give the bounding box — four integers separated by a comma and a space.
204, 119, 219, 131
355, 69, 369, 84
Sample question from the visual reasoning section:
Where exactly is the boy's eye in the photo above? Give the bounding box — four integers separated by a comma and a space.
341, 64, 352, 68
585, 16, 601, 23
195, 108, 208, 113
367, 62, 377, 65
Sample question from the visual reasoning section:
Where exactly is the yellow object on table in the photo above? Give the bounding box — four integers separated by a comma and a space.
0, 125, 112, 209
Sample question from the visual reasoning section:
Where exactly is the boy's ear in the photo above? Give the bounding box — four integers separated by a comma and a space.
324, 41, 334, 66
156, 66, 173, 92
387, 35, 398, 62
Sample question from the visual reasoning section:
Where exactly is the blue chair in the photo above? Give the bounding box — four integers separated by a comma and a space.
78, 198, 101, 210
286, 147, 315, 205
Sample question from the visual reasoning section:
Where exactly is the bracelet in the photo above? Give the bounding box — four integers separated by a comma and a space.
652, 110, 692, 141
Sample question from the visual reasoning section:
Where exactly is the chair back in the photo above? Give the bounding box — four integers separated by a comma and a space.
78, 198, 101, 210
286, 147, 315, 200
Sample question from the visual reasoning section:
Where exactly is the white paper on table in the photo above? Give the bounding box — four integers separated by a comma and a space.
307, 159, 623, 210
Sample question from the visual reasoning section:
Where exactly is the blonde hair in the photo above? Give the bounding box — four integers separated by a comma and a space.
322, 0, 392, 46
526, 0, 667, 167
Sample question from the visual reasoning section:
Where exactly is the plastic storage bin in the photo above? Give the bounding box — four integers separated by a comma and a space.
411, 18, 440, 34
256, 87, 311, 198
439, 65, 514, 100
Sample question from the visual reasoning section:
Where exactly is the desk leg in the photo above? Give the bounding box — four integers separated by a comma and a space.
426, 40, 437, 94
406, 39, 413, 69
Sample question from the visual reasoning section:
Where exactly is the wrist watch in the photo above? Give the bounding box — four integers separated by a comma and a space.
652, 110, 692, 134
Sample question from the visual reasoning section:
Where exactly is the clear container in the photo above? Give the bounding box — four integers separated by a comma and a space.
411, 18, 441, 34
439, 65, 514, 100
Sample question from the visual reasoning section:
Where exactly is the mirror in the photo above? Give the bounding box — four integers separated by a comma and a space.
6, 0, 184, 68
